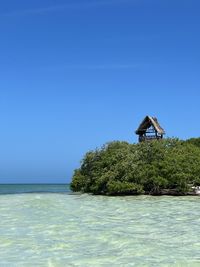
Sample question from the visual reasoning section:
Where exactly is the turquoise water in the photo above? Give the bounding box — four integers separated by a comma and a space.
0, 185, 200, 266
0, 184, 70, 194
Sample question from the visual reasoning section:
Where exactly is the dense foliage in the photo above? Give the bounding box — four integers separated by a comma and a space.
70, 138, 200, 195
185, 137, 200, 148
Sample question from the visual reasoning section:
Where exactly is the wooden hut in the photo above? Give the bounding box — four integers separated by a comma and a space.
135, 116, 165, 142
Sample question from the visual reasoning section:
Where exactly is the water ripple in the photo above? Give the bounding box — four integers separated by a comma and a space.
0, 194, 200, 266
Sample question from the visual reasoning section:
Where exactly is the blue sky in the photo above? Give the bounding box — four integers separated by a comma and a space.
0, 0, 200, 183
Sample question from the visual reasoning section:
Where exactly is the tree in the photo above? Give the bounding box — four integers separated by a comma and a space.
70, 138, 200, 195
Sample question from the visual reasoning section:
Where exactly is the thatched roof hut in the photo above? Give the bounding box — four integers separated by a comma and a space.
135, 116, 165, 142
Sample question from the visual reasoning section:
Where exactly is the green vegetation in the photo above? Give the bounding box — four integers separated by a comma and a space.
185, 137, 200, 148
70, 138, 200, 195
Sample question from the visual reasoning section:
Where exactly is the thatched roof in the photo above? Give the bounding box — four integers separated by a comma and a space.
135, 116, 165, 135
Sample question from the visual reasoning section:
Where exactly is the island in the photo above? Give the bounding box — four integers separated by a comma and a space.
70, 116, 200, 196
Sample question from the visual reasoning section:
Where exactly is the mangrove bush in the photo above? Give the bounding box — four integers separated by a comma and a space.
70, 138, 200, 195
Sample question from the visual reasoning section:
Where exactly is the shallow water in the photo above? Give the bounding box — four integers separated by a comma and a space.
0, 185, 200, 266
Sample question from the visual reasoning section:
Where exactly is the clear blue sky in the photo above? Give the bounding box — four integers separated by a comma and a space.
0, 0, 200, 183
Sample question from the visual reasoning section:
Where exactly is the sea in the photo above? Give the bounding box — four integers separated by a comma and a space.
0, 184, 200, 267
